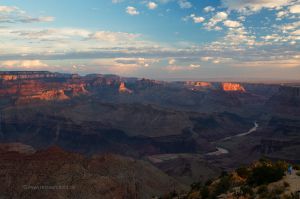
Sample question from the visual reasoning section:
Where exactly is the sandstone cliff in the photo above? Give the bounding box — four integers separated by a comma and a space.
222, 82, 246, 92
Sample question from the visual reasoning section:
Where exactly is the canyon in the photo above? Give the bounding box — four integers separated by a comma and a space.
0, 71, 299, 197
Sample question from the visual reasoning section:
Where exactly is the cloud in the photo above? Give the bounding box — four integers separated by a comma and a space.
223, 20, 242, 28
166, 65, 186, 71
291, 30, 300, 35
233, 58, 300, 68
221, 0, 293, 13
0, 5, 55, 23
178, 0, 192, 9
204, 12, 228, 30
189, 64, 200, 68
190, 14, 205, 23
91, 57, 159, 74
89, 31, 140, 42
115, 57, 159, 67
204, 6, 215, 12
126, 6, 139, 15
0, 6, 18, 13
19, 16, 55, 23
276, 10, 289, 19
168, 58, 176, 65
1, 60, 48, 68
289, 4, 300, 14
147, 2, 158, 10
7, 28, 141, 45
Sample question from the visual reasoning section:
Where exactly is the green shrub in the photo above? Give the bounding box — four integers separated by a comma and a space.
214, 175, 231, 195
236, 167, 250, 179
247, 161, 285, 185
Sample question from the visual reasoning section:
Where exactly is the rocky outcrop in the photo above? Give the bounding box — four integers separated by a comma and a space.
186, 81, 212, 88
0, 71, 88, 104
17, 89, 70, 103
222, 83, 246, 92
119, 82, 133, 94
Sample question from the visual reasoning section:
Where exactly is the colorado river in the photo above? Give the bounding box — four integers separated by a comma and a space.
221, 122, 259, 141
206, 147, 229, 156
206, 122, 259, 156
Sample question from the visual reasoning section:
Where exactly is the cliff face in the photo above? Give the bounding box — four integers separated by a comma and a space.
267, 86, 300, 115
222, 83, 246, 92
119, 82, 133, 94
0, 71, 88, 104
186, 81, 212, 88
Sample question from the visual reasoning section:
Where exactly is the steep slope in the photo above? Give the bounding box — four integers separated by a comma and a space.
0, 145, 186, 199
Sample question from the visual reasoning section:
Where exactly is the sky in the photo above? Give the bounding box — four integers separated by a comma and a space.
0, 0, 299, 80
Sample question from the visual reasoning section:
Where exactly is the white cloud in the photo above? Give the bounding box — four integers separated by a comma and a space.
0, 5, 55, 23
289, 4, 300, 14
201, 57, 213, 61
291, 30, 300, 35
223, 20, 242, 28
276, 10, 289, 19
147, 2, 158, 10
204, 6, 215, 12
190, 14, 205, 23
178, 0, 192, 9
126, 6, 139, 15
1, 60, 48, 68
115, 57, 159, 67
168, 58, 176, 65
166, 65, 186, 71
189, 64, 200, 68
205, 12, 228, 30
221, 0, 293, 13
233, 58, 300, 68
0, 6, 18, 13
89, 31, 140, 42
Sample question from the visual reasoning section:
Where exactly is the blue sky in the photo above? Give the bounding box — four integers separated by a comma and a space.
0, 0, 299, 80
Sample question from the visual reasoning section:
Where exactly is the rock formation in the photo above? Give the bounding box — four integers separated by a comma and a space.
222, 83, 246, 92
186, 81, 212, 88
119, 82, 133, 94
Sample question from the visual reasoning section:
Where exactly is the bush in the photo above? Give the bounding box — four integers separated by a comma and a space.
236, 167, 250, 179
214, 175, 232, 195
247, 161, 286, 185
